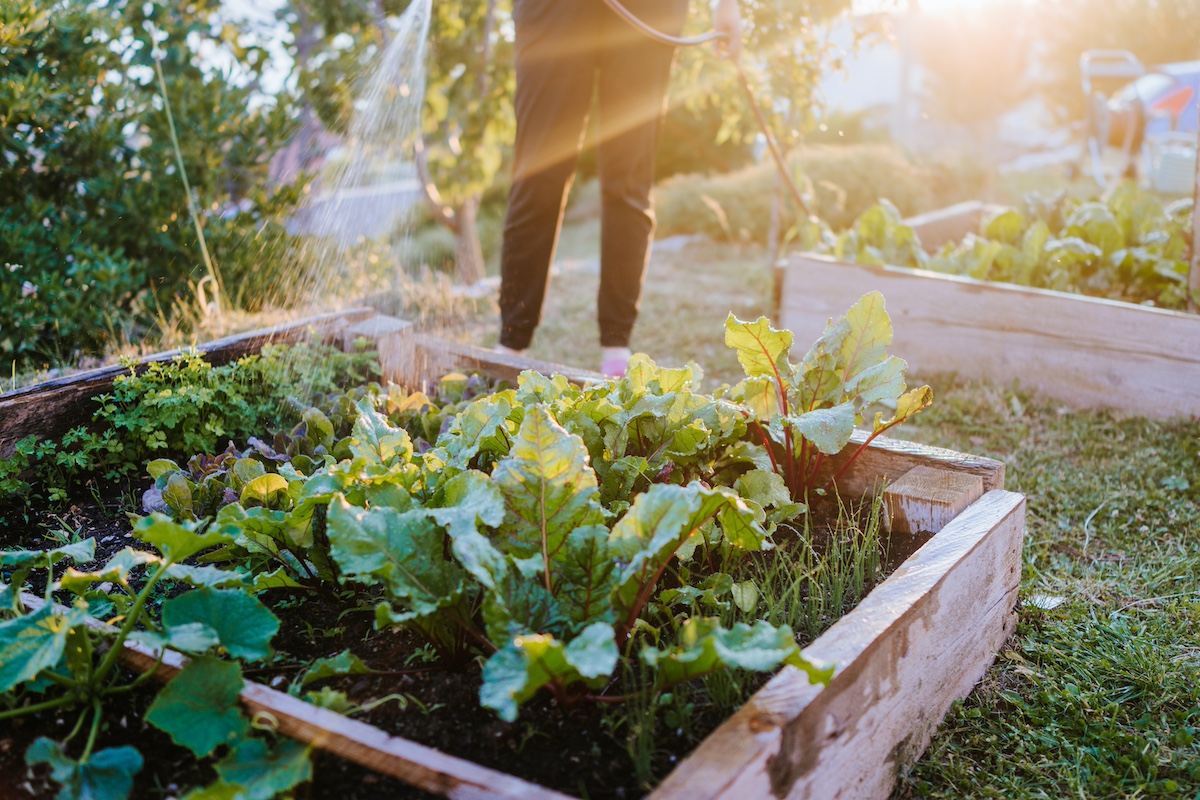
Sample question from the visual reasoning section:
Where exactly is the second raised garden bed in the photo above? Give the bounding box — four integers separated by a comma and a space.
777, 202, 1200, 420
0, 310, 1024, 800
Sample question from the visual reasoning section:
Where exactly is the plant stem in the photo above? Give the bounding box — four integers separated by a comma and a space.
92, 561, 169, 687
581, 691, 649, 704
80, 698, 103, 762
105, 650, 165, 695
39, 671, 76, 689
152, 52, 224, 316
0, 694, 75, 721
63, 704, 91, 745
809, 452, 827, 492
823, 424, 898, 492
750, 421, 780, 474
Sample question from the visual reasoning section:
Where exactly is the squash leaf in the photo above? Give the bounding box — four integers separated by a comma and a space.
25, 738, 143, 800
146, 656, 250, 758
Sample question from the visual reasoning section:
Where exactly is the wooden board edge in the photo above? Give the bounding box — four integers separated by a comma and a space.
0, 309, 375, 456
17, 593, 576, 800
882, 465, 986, 535
0, 309, 374, 404
830, 430, 1006, 494
351, 323, 603, 389
780, 253, 1200, 323
650, 489, 1025, 800
903, 201, 987, 252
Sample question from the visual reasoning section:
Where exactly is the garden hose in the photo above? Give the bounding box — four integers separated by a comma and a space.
599, 0, 817, 221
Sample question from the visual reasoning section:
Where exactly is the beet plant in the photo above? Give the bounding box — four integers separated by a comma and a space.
725, 290, 933, 501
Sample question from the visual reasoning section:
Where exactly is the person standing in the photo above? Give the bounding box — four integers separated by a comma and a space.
495, 0, 743, 377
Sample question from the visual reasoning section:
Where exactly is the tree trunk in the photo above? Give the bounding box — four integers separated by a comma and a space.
455, 195, 486, 285
767, 172, 783, 265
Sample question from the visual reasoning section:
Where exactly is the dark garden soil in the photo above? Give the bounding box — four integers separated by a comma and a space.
0, 489, 933, 800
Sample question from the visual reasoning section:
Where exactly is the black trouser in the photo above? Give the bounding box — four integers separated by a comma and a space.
498, 0, 690, 350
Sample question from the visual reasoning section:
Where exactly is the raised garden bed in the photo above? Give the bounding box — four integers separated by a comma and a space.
0, 310, 1024, 800
778, 203, 1200, 420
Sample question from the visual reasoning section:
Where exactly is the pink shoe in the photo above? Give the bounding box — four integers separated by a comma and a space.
601, 347, 631, 378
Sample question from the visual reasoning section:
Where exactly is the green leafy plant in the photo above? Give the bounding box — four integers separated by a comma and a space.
836, 184, 1196, 310
143, 373, 506, 589
0, 0, 301, 366
724, 291, 933, 501
319, 401, 828, 722
0, 342, 379, 508
0, 516, 310, 800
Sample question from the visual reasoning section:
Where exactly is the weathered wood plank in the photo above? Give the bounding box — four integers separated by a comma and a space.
883, 465, 985, 534
824, 430, 1005, 495
651, 489, 1025, 800
779, 255, 1200, 419
904, 201, 995, 252
0, 310, 374, 457
368, 329, 601, 390
19, 593, 576, 800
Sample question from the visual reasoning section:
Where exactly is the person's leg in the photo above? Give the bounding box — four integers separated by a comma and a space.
498, 0, 600, 351
594, 0, 690, 351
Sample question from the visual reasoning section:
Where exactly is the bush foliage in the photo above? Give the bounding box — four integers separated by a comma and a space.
0, 0, 300, 368
654, 145, 942, 242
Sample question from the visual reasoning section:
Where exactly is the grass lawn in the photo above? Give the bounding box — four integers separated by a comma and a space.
462, 217, 1200, 798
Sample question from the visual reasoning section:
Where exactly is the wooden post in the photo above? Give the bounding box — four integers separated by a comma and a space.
341, 314, 418, 387
883, 465, 986, 534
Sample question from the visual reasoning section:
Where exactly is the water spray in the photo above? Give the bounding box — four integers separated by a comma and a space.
599, 0, 817, 221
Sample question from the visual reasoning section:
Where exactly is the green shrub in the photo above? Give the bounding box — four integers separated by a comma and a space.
0, 0, 300, 367
654, 144, 935, 242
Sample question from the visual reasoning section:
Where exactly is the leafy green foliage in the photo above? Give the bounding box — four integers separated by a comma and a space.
642, 617, 830, 686
146, 656, 251, 758
0, 604, 88, 693
304, 359, 827, 721
25, 738, 144, 800
837, 185, 1197, 310
211, 740, 313, 800
0, 343, 378, 506
0, 0, 302, 366
725, 292, 932, 499
3, 304, 923, 792
159, 589, 279, 661
1, 511, 297, 800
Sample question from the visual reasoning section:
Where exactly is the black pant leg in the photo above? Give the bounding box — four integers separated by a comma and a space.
594, 0, 690, 349
497, 0, 600, 350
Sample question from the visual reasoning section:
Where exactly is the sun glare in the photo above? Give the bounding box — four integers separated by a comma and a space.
855, 0, 1018, 13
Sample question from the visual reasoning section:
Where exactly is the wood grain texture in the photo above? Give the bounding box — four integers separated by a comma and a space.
883, 466, 986, 534
824, 430, 1005, 495
387, 333, 602, 390
779, 255, 1200, 419
903, 202, 992, 252
651, 490, 1025, 800
18, 593, 576, 800
0, 310, 374, 457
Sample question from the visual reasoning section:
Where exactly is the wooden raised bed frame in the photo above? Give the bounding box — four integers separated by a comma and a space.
775, 202, 1200, 420
1, 312, 1026, 800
